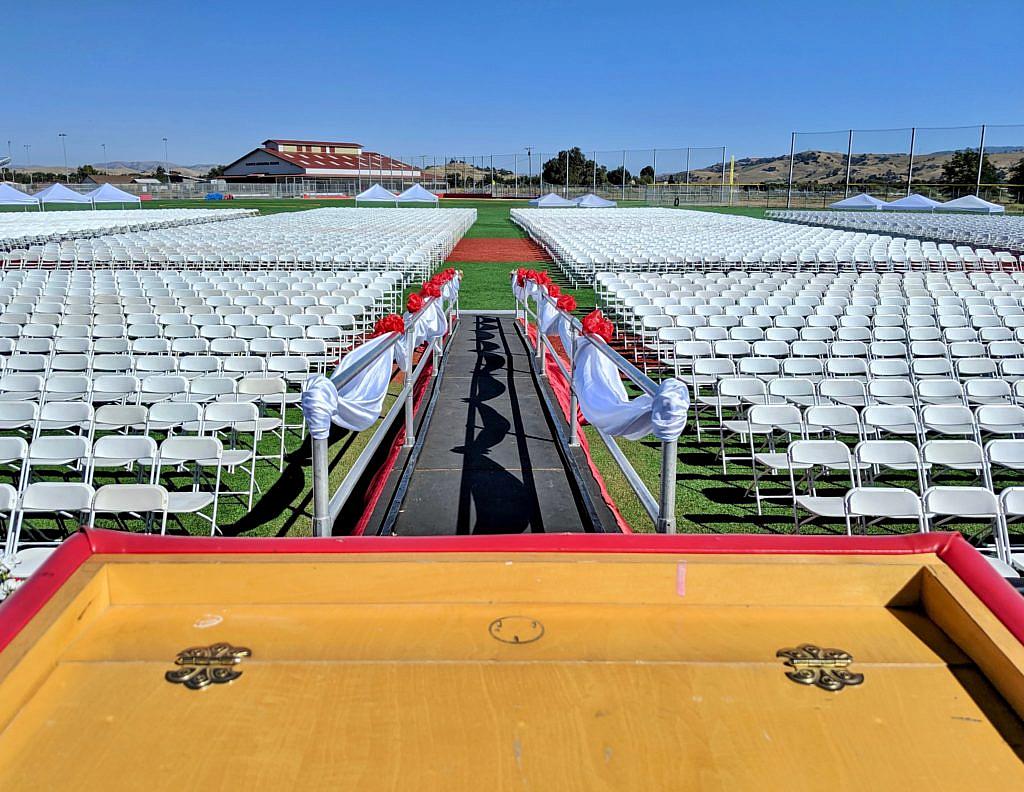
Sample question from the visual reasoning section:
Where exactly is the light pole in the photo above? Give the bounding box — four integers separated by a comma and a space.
101, 143, 106, 165
24, 145, 32, 187
58, 133, 68, 182
5, 140, 10, 182
162, 137, 169, 191
525, 147, 533, 194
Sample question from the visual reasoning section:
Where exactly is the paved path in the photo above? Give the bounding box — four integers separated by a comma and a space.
389, 315, 592, 535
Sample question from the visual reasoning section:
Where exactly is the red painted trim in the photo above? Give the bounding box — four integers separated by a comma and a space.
83, 528, 950, 556
1, 531, 1022, 657
523, 321, 632, 533
352, 356, 434, 535
936, 533, 1024, 646
0, 533, 94, 654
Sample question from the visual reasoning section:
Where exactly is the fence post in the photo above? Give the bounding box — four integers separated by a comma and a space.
720, 146, 727, 205
656, 440, 678, 534
906, 127, 916, 197
976, 124, 987, 197
684, 147, 691, 200
311, 436, 331, 537
568, 328, 580, 447
621, 150, 626, 201
786, 132, 796, 209
403, 325, 416, 448
844, 129, 854, 198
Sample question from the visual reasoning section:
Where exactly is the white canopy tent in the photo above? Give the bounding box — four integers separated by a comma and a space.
573, 193, 617, 208
87, 183, 141, 206
34, 182, 92, 209
829, 192, 885, 210
882, 193, 942, 211
0, 183, 39, 209
396, 183, 439, 204
938, 194, 1005, 214
528, 192, 575, 207
354, 184, 399, 205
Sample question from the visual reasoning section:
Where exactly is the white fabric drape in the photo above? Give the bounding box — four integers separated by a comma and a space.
572, 339, 690, 441
301, 334, 398, 438
301, 279, 460, 438
513, 276, 689, 440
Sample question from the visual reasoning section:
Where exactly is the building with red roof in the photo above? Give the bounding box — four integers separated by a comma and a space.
221, 139, 424, 193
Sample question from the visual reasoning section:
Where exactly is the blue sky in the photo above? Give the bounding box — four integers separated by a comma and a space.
4, 0, 1023, 168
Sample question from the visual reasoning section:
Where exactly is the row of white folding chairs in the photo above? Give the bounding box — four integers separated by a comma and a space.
769, 211, 1024, 252
0, 336, 340, 363
0, 432, 257, 578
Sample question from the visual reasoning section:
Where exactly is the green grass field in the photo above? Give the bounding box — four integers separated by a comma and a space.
12, 196, 987, 541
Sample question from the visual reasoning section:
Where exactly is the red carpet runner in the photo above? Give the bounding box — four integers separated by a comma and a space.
446, 238, 552, 263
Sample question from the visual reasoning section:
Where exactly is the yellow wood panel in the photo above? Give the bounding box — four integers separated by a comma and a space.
0, 661, 1020, 791
921, 566, 1024, 720
101, 553, 928, 608
61, 602, 966, 666
0, 562, 108, 731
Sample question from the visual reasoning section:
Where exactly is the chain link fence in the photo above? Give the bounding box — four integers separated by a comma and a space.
7, 124, 1022, 210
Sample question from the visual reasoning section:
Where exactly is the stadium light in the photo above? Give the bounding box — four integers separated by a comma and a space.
23, 145, 32, 186
163, 137, 169, 190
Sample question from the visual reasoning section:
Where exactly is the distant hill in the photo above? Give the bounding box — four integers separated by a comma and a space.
679, 147, 1024, 185
9, 161, 222, 177
92, 161, 222, 177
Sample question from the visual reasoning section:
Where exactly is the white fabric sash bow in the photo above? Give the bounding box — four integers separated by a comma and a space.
571, 338, 690, 441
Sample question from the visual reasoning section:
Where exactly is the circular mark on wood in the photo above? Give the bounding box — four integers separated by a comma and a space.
193, 614, 223, 629
489, 616, 544, 644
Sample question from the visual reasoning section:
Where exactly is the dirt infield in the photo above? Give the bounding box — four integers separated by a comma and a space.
447, 237, 552, 263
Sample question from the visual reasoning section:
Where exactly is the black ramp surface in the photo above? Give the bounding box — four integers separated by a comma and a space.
390, 315, 588, 535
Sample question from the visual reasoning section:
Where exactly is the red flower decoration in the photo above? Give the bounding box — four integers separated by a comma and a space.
372, 314, 405, 337
406, 293, 423, 313
556, 294, 577, 313
582, 309, 613, 342
546, 283, 561, 298
420, 281, 442, 298
516, 267, 529, 287
535, 271, 552, 286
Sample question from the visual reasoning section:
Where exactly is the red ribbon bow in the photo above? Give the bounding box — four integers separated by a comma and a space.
371, 314, 405, 338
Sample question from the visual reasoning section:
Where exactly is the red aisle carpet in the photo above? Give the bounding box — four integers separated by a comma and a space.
447, 238, 552, 263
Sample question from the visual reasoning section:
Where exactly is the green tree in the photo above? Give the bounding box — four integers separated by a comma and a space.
639, 165, 655, 184
607, 166, 631, 186
154, 165, 167, 183
541, 147, 600, 186
206, 165, 226, 179
1007, 157, 1024, 202
941, 148, 999, 190
73, 164, 97, 183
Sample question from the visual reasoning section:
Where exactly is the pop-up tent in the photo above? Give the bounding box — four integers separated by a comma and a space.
829, 192, 885, 210
882, 193, 942, 211
34, 182, 92, 209
0, 183, 39, 208
354, 184, 398, 205
528, 192, 575, 207
87, 183, 142, 206
396, 183, 439, 204
573, 193, 617, 208
938, 195, 1005, 214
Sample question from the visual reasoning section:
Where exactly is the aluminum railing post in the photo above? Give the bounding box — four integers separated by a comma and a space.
535, 302, 547, 377
403, 325, 416, 448
311, 436, 331, 537
568, 329, 580, 447
656, 440, 678, 534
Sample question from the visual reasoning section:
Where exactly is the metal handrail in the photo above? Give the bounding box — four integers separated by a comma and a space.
310, 292, 457, 536
515, 281, 678, 533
